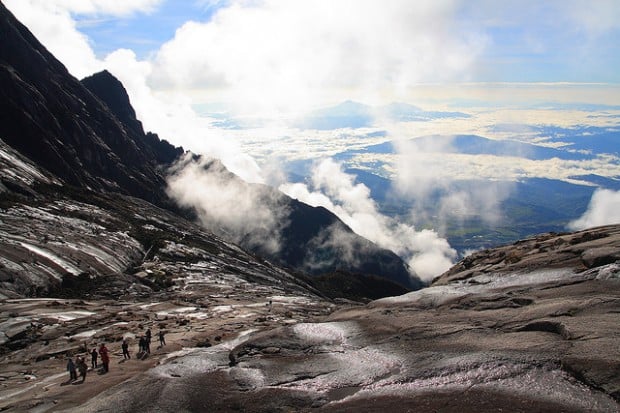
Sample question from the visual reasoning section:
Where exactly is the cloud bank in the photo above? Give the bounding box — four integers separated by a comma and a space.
151, 0, 486, 114
166, 155, 288, 255
280, 159, 457, 281
391, 135, 514, 231
568, 189, 620, 230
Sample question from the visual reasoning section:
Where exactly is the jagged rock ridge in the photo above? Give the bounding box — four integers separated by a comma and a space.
0, 4, 181, 208
81, 70, 183, 166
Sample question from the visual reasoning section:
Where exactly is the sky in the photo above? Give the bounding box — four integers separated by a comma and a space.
5, 0, 620, 280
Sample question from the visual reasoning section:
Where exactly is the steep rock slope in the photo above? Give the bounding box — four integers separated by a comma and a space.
0, 2, 181, 207
169, 157, 418, 289
81, 70, 183, 166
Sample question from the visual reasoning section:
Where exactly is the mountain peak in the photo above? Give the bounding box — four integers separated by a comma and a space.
0, 3, 184, 207
81, 70, 144, 137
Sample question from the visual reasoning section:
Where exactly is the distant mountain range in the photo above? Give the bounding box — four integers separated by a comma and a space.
295, 100, 470, 130
339, 134, 594, 161
285, 128, 619, 255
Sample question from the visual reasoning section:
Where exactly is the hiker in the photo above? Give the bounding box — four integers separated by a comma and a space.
66, 357, 77, 381
91, 347, 98, 369
77, 357, 88, 382
158, 330, 166, 347
122, 339, 130, 359
145, 329, 151, 354
138, 336, 146, 355
99, 343, 110, 373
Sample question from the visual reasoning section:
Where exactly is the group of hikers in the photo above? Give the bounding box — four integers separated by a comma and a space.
65, 342, 108, 383
134, 328, 166, 358
65, 329, 166, 384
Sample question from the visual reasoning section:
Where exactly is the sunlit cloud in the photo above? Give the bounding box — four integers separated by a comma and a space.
353, 152, 620, 183
150, 0, 487, 115
568, 188, 620, 230
166, 154, 286, 253
280, 159, 457, 281
4, 0, 161, 77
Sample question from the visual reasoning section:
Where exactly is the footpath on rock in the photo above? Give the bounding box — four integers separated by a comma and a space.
0, 287, 335, 412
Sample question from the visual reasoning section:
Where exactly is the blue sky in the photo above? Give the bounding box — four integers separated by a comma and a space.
75, 2, 220, 59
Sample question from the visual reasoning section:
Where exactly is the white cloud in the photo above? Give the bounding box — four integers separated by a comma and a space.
568, 188, 620, 230
4, 0, 161, 78
357, 151, 620, 184
8, 0, 161, 17
280, 159, 457, 281
390, 136, 515, 228
102, 48, 265, 183
150, 0, 487, 115
166, 155, 287, 254
564, 0, 620, 36
5, 0, 101, 77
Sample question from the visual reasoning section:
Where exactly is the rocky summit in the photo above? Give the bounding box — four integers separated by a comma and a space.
0, 2, 619, 412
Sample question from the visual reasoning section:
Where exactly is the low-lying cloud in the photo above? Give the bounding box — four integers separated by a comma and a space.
391, 135, 515, 232
280, 159, 456, 281
166, 154, 288, 255
568, 188, 620, 230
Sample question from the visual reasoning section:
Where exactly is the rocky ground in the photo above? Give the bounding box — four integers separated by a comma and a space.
0, 275, 336, 412
0, 171, 338, 412
1, 225, 618, 412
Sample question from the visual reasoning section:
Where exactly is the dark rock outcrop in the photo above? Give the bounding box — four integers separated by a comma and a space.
81, 71, 183, 166
169, 156, 420, 290
0, 2, 181, 208
80, 70, 145, 138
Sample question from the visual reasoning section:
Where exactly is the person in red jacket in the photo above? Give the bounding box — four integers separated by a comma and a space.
99, 343, 110, 373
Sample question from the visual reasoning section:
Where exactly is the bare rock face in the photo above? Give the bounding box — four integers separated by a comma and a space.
433, 225, 620, 285
31, 226, 615, 413
0, 3, 182, 208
